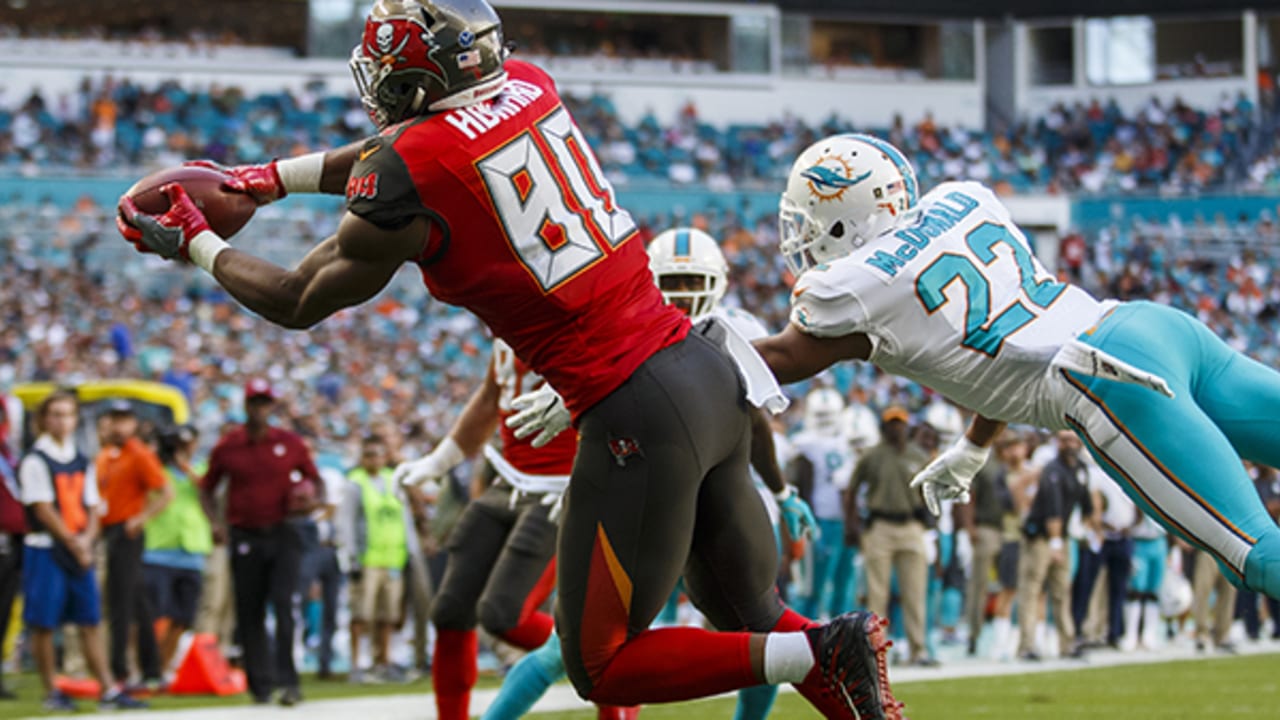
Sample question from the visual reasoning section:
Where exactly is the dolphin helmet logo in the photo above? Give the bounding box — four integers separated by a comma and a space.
801, 154, 872, 202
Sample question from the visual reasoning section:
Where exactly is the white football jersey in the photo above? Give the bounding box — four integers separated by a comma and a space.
791, 181, 1113, 430
789, 430, 855, 520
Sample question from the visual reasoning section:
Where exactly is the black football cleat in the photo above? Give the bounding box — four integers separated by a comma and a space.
804, 611, 905, 720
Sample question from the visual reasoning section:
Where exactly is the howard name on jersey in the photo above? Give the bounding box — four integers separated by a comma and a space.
346, 59, 688, 419
790, 181, 1114, 430
492, 339, 577, 476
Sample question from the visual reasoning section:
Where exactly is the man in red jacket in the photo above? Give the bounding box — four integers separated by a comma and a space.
200, 379, 322, 707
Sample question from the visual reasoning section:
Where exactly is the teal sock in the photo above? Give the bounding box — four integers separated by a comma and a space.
304, 599, 322, 643
733, 684, 778, 720
481, 636, 565, 720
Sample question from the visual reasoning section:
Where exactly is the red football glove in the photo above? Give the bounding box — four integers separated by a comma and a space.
184, 159, 286, 206
116, 184, 212, 261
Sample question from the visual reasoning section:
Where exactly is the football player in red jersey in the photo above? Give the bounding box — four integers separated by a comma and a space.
389, 338, 633, 720
116, 1, 901, 717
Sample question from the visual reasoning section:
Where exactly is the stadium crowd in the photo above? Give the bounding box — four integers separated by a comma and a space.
1, 73, 1277, 195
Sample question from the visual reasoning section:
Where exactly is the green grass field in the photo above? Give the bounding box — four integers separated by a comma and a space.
532, 655, 1280, 719
4, 655, 1278, 718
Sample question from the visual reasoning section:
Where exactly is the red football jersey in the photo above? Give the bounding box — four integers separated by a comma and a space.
491, 339, 577, 476
347, 60, 689, 418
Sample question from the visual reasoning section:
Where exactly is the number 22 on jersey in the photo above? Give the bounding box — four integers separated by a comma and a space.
477, 107, 637, 293
915, 222, 1066, 357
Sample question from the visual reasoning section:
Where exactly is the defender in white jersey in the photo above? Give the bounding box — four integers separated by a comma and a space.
755, 133, 1280, 602
790, 389, 858, 619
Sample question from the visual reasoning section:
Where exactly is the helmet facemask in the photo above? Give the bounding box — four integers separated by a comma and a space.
647, 228, 729, 323
803, 389, 846, 437
657, 270, 724, 322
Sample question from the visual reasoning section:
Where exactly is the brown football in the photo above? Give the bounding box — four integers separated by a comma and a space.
123, 165, 257, 238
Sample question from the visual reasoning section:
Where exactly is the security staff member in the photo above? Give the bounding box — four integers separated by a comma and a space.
341, 435, 411, 681
96, 399, 172, 687
846, 406, 932, 665
957, 445, 1012, 657
200, 379, 321, 707
1016, 431, 1093, 660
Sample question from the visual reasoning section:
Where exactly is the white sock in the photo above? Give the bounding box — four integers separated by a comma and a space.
1142, 602, 1162, 649
991, 617, 1012, 660
1123, 601, 1142, 650
763, 632, 815, 684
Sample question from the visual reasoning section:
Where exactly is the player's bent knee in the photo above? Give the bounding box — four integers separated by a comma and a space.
477, 596, 522, 636
559, 630, 622, 701
429, 593, 477, 631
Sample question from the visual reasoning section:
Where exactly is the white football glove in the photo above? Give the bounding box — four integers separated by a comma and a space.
909, 436, 989, 517
505, 384, 571, 449
540, 491, 565, 522
392, 437, 465, 496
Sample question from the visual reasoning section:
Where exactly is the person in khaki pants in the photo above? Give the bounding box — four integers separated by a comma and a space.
1190, 546, 1237, 652
957, 433, 1019, 657
1016, 431, 1092, 661
846, 406, 932, 665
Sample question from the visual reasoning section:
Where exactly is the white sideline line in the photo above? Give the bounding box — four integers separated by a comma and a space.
40, 641, 1280, 720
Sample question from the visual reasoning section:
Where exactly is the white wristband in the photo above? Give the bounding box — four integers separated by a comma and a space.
435, 436, 466, 471
774, 485, 795, 502
275, 151, 326, 195
1048, 537, 1065, 552
954, 437, 991, 474
189, 230, 230, 274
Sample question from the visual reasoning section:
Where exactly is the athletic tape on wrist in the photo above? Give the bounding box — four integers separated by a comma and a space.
189, 230, 230, 274
275, 152, 325, 195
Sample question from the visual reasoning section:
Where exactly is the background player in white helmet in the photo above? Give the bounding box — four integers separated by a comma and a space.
491, 227, 818, 720
789, 388, 857, 621
754, 132, 1280, 608
840, 387, 881, 453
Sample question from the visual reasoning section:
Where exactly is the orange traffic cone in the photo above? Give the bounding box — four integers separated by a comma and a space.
54, 675, 101, 699
168, 633, 246, 696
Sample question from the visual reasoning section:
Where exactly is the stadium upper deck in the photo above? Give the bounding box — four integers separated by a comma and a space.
2, 2, 1278, 130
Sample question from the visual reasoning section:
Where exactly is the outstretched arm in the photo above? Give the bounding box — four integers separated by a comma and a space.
443, 364, 503, 458
752, 323, 872, 385
188, 140, 367, 203
748, 406, 786, 494
964, 414, 1007, 449
120, 182, 427, 330
751, 405, 821, 541
210, 211, 424, 329
911, 411, 1006, 517
393, 363, 502, 491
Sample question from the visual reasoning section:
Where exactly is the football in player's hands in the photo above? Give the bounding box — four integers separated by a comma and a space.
121, 165, 257, 238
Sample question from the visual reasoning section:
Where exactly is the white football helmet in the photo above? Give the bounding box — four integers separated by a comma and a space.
803, 388, 846, 437
779, 133, 919, 278
648, 228, 728, 322
841, 404, 881, 450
